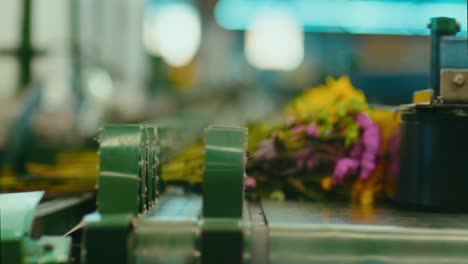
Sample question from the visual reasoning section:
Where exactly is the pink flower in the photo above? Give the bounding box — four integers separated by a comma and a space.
305, 123, 319, 137
291, 124, 305, 134
332, 158, 359, 184
244, 177, 256, 189
355, 114, 381, 180
359, 151, 378, 179
360, 167, 373, 180
362, 125, 380, 153
349, 143, 363, 158
356, 112, 373, 129
361, 152, 376, 164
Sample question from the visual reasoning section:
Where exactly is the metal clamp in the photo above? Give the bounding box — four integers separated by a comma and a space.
441, 69, 468, 102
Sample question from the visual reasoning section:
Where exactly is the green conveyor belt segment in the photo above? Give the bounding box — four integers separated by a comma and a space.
134, 196, 202, 264
201, 125, 249, 264
98, 125, 143, 215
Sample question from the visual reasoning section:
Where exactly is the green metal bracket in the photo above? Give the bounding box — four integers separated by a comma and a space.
0, 191, 71, 264
203, 126, 247, 218
201, 126, 249, 264
83, 124, 161, 264
98, 125, 142, 215
98, 124, 159, 215
82, 213, 134, 264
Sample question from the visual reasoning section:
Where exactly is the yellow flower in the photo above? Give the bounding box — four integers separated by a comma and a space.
321, 176, 333, 191
360, 189, 374, 206
284, 76, 367, 119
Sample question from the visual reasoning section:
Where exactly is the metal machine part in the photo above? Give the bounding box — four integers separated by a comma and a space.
119, 193, 468, 264
428, 17, 460, 96
201, 126, 249, 264
83, 124, 161, 264
394, 104, 468, 212
82, 124, 250, 264
441, 69, 468, 102
0, 191, 72, 264
440, 36, 468, 102
390, 18, 468, 212
80, 120, 468, 263
262, 200, 468, 264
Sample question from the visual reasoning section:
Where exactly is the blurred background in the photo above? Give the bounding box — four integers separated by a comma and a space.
0, 0, 466, 186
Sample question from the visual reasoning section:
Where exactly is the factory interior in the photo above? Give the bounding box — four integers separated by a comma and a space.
1, 0, 468, 263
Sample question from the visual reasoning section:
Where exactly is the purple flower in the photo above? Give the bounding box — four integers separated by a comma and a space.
356, 112, 373, 129
361, 152, 376, 164
332, 158, 359, 184
286, 117, 296, 126
291, 124, 305, 134
349, 142, 363, 158
356, 116, 381, 180
362, 125, 380, 153
359, 152, 378, 180
306, 123, 319, 137
360, 167, 373, 180
244, 177, 256, 189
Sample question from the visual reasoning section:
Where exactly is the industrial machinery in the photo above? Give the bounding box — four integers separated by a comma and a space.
78, 122, 468, 264
3, 17, 468, 264
388, 17, 468, 212
0, 191, 94, 264
5, 121, 468, 264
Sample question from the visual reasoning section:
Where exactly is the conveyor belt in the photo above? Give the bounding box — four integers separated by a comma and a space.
262, 201, 468, 264
133, 195, 202, 264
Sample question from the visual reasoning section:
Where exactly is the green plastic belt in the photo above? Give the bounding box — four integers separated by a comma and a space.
201, 126, 249, 264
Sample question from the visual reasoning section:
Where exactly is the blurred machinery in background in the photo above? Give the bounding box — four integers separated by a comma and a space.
1, 0, 468, 262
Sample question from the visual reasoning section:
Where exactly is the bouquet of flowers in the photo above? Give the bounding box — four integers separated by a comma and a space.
247, 76, 396, 204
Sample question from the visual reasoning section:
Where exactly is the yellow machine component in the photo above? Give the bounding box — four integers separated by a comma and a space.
413, 89, 433, 104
